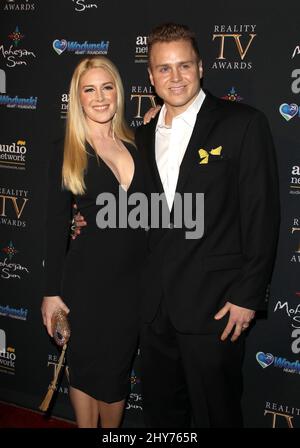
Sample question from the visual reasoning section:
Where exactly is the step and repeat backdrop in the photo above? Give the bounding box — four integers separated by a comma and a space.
0, 0, 299, 428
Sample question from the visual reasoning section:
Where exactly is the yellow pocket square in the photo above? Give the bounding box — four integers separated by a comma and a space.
198, 146, 222, 164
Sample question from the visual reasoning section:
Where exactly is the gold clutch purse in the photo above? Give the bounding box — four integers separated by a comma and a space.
39, 309, 71, 412
51, 308, 71, 347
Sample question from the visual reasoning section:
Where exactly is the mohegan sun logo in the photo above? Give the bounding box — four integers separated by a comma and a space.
2, 241, 18, 260
8, 26, 24, 47
0, 241, 30, 280
71, 0, 100, 12
221, 87, 243, 102
130, 368, 140, 391
0, 25, 36, 68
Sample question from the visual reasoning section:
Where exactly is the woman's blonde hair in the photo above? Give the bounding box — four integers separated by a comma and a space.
62, 56, 134, 195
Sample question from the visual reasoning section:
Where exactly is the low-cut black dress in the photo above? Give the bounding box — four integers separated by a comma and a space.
44, 141, 147, 402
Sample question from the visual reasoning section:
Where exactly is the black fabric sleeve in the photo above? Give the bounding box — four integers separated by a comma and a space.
227, 111, 280, 310
43, 140, 73, 296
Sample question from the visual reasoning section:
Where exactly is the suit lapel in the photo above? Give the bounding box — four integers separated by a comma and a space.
175, 92, 220, 196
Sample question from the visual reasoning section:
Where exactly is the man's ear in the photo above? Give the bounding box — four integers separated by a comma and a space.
198, 60, 203, 79
148, 67, 154, 86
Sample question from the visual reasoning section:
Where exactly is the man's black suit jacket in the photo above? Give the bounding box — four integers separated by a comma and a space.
135, 91, 280, 334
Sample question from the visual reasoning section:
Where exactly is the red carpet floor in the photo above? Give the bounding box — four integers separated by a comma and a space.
0, 402, 76, 428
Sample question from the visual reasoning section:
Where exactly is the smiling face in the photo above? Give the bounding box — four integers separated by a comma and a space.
79, 67, 117, 126
148, 39, 203, 118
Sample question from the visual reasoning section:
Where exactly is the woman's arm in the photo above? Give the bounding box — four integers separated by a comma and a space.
42, 139, 72, 336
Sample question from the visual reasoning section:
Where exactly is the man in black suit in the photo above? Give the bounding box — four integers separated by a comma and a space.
134, 23, 280, 428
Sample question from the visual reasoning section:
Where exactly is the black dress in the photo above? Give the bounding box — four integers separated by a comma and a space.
44, 140, 147, 402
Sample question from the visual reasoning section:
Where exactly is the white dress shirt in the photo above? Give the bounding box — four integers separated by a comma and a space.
155, 89, 206, 210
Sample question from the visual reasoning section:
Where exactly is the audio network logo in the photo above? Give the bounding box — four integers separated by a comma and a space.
211, 24, 256, 70
0, 330, 16, 376
60, 93, 69, 119
134, 36, 148, 63
290, 166, 300, 195
0, 139, 28, 171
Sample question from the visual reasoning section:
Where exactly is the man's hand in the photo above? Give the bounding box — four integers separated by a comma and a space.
72, 203, 87, 240
214, 301, 255, 342
41, 296, 70, 337
143, 105, 161, 124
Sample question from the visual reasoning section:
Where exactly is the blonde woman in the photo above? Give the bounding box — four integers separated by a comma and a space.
41, 57, 147, 428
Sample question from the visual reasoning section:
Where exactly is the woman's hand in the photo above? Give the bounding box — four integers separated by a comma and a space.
41, 296, 70, 337
71, 203, 87, 240
143, 105, 161, 124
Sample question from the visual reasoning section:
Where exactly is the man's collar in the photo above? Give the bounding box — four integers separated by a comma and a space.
156, 89, 206, 131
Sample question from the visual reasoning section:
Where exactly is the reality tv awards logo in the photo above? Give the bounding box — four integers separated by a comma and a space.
130, 85, 157, 127
0, 187, 29, 228
47, 353, 69, 396
211, 24, 257, 70
2, 0, 35, 11
264, 401, 298, 428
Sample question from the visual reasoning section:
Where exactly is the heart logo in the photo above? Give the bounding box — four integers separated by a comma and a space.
256, 352, 274, 368
279, 103, 299, 121
52, 39, 68, 55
